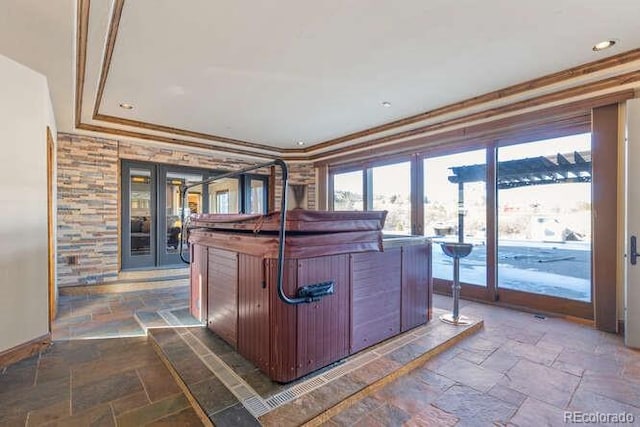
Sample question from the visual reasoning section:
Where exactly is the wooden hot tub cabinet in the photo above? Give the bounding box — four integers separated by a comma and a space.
189, 216, 432, 382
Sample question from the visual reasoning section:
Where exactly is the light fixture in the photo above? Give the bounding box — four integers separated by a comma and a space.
592, 40, 616, 52
381, 101, 392, 108
119, 103, 134, 110
296, 141, 305, 146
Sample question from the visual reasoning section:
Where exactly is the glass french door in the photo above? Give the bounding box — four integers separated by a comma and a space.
122, 163, 157, 269
122, 161, 267, 269
159, 168, 207, 266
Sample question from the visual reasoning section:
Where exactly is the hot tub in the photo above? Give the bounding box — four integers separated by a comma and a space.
188, 210, 432, 382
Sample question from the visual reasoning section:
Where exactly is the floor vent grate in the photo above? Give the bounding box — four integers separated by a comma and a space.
266, 389, 297, 408
243, 396, 270, 417
233, 384, 257, 401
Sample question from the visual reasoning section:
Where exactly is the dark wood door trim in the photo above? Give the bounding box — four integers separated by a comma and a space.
46, 127, 56, 326
486, 144, 498, 301
592, 103, 620, 332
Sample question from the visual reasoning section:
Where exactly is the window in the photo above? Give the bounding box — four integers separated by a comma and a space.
332, 170, 364, 211
216, 190, 230, 214
330, 161, 412, 234
372, 162, 411, 235
249, 179, 265, 213
130, 168, 152, 258
209, 178, 238, 213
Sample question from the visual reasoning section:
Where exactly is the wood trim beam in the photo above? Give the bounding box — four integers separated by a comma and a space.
497, 289, 594, 320
76, 123, 278, 159
306, 48, 640, 153
311, 80, 638, 162
434, 288, 594, 322
88, 0, 285, 153
74, 0, 90, 127
433, 280, 490, 301
321, 114, 588, 169
75, 4, 640, 163
592, 103, 620, 332
94, 113, 284, 152
316, 91, 630, 167
0, 334, 51, 369
92, 0, 124, 117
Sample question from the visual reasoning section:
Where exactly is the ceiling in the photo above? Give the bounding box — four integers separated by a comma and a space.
2, 0, 640, 160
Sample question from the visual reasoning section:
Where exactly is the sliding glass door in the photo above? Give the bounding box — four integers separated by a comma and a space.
329, 127, 597, 318
497, 134, 592, 305
418, 133, 592, 315
424, 150, 488, 291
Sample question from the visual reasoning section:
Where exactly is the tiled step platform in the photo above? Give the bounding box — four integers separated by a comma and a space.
118, 267, 189, 282
59, 268, 189, 296
139, 307, 483, 426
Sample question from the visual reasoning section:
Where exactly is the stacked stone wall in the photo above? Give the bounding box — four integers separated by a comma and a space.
57, 133, 316, 286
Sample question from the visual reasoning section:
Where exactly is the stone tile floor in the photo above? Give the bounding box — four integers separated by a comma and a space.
324, 295, 640, 426
1, 284, 204, 426
2, 285, 639, 426
0, 337, 202, 426
148, 308, 481, 426
52, 285, 191, 340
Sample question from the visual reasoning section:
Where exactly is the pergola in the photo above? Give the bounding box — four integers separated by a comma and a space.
447, 151, 592, 240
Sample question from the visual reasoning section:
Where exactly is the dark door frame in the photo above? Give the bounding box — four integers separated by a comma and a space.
121, 160, 269, 270
426, 138, 594, 320
121, 160, 157, 269
157, 164, 214, 266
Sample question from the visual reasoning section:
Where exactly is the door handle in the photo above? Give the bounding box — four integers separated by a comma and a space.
631, 236, 640, 265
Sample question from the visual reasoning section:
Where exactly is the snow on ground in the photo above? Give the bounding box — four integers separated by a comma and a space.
431, 239, 591, 302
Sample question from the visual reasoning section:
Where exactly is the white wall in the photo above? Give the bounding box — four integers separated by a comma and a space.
0, 54, 55, 353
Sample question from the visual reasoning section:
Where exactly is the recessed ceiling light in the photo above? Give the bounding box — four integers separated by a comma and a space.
381, 101, 392, 108
119, 103, 134, 110
592, 40, 616, 52
296, 141, 305, 146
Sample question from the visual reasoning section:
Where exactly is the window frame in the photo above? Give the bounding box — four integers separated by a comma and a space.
329, 156, 415, 234
327, 121, 603, 320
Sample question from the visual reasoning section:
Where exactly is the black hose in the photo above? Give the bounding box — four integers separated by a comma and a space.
178, 159, 309, 304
